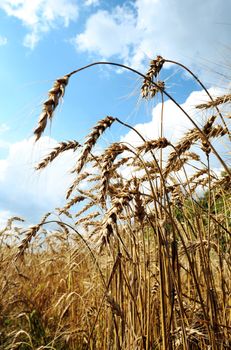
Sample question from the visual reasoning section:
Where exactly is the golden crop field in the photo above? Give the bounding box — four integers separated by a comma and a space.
0, 57, 230, 350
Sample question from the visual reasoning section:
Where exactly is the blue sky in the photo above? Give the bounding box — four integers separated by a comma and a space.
0, 0, 230, 225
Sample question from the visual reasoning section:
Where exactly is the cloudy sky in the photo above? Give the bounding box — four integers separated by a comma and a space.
0, 0, 230, 225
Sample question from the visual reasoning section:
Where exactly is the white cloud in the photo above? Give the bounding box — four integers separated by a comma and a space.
75, 6, 139, 59
74, 0, 231, 76
0, 140, 10, 150
0, 35, 7, 46
84, 0, 99, 6
0, 136, 79, 223
0, 123, 9, 134
23, 32, 40, 50
0, 0, 79, 49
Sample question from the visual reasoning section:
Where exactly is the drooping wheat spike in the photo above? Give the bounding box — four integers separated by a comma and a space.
16, 225, 41, 259
187, 169, 208, 183
184, 151, 200, 161
200, 115, 217, 155
73, 116, 116, 175
147, 56, 165, 79
87, 174, 101, 183
66, 172, 91, 199
35, 140, 80, 170
16, 212, 51, 259
34, 75, 69, 141
75, 211, 100, 226
189, 175, 212, 193
132, 159, 159, 174
84, 220, 101, 232
108, 178, 132, 197
6, 216, 25, 230
77, 188, 98, 202
58, 195, 85, 215
100, 193, 132, 251
141, 55, 165, 99
137, 137, 170, 153
110, 157, 131, 172
169, 152, 200, 173
75, 200, 96, 219
100, 143, 128, 203
196, 93, 231, 109
164, 128, 200, 177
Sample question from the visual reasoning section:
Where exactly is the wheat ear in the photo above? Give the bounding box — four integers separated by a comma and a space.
73, 116, 116, 175
196, 93, 231, 109
16, 213, 51, 259
141, 56, 165, 98
34, 75, 69, 140
35, 140, 79, 170
100, 143, 128, 203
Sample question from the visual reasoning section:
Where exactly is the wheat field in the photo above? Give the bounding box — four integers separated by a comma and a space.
0, 57, 230, 349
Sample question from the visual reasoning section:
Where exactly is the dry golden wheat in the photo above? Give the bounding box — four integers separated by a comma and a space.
34, 75, 69, 140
